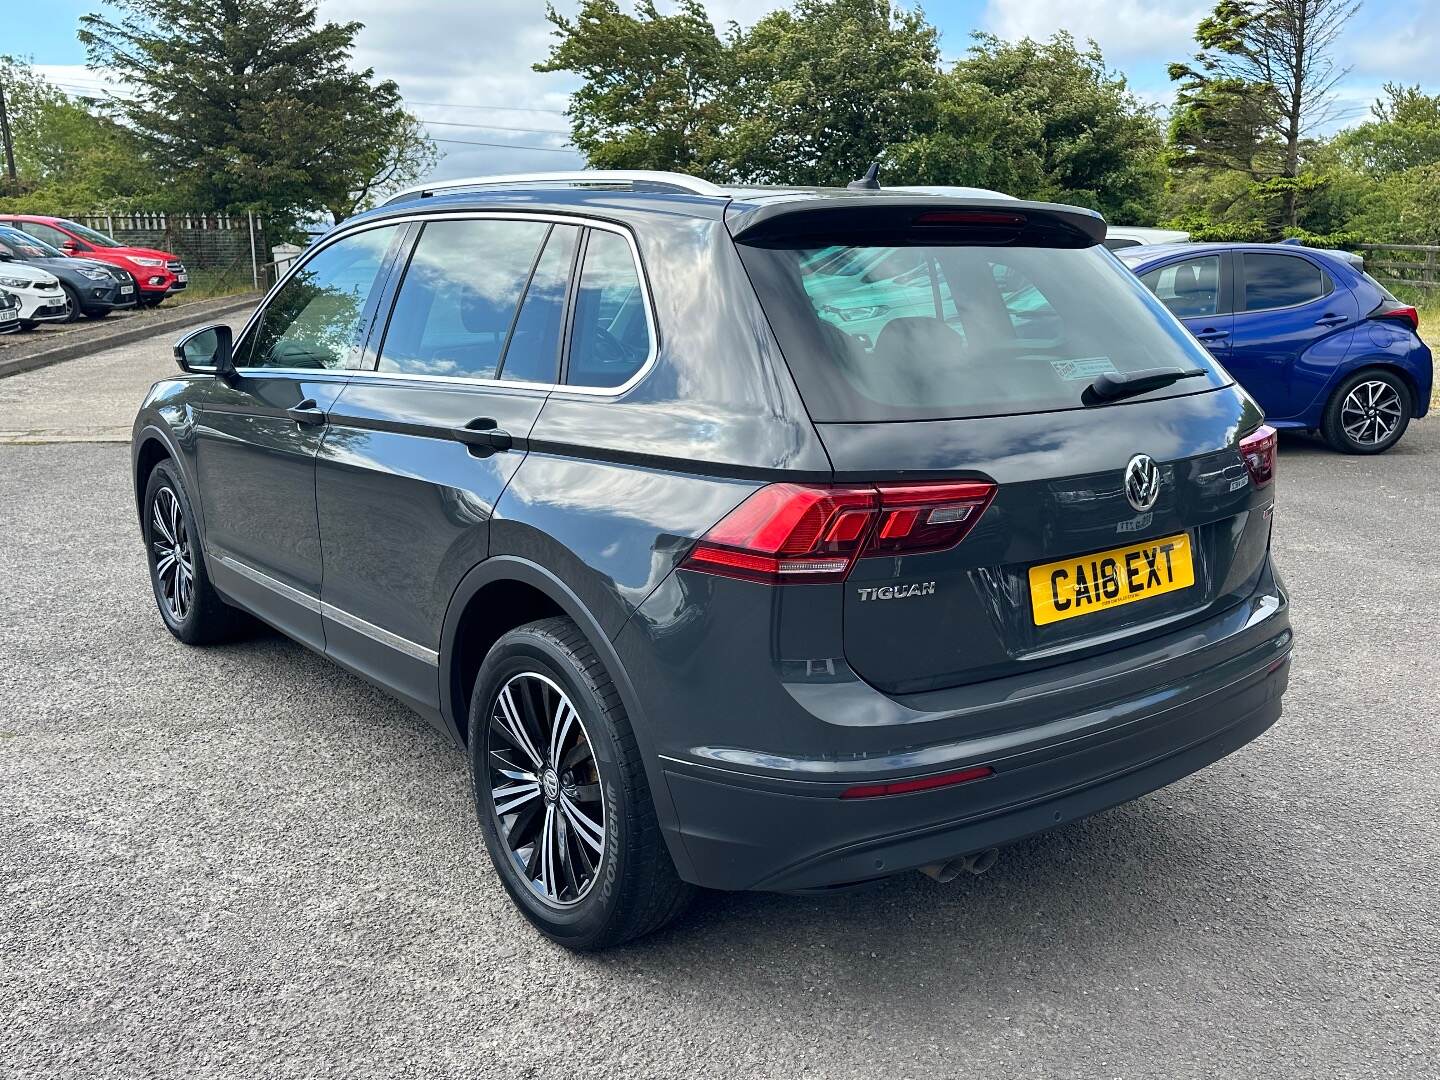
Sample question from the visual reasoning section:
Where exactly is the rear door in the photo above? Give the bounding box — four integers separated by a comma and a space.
194, 223, 405, 649
1228, 250, 1357, 417
314, 215, 578, 716
736, 222, 1270, 696
1135, 252, 1233, 359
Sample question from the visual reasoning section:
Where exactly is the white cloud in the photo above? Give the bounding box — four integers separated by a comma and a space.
982, 0, 1208, 60
1346, 19, 1439, 82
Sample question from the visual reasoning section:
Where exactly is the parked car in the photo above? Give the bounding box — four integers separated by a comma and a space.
0, 288, 22, 334
0, 226, 139, 323
1118, 242, 1433, 453
0, 253, 69, 328
1105, 226, 1191, 251
134, 170, 1291, 950
0, 214, 186, 307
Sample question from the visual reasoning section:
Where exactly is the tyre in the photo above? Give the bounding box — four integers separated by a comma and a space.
82, 307, 111, 320
142, 460, 249, 644
1321, 369, 1412, 454
57, 284, 81, 324
139, 293, 165, 308
469, 617, 692, 950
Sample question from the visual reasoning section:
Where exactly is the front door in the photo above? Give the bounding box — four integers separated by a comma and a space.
195, 222, 405, 648
315, 216, 578, 718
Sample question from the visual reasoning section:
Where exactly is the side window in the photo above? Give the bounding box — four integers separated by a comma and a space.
990, 260, 1059, 340
565, 230, 653, 389
1104, 238, 1142, 251
1139, 256, 1222, 319
243, 225, 400, 370
25, 222, 74, 248
1242, 253, 1329, 312
500, 224, 579, 384
377, 219, 548, 379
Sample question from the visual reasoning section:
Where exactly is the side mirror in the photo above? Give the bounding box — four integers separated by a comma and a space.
174, 324, 237, 381
62, 239, 82, 254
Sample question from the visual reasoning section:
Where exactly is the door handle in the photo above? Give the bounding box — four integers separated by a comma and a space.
1194, 329, 1229, 342
452, 417, 513, 453
286, 399, 327, 425
1316, 313, 1349, 327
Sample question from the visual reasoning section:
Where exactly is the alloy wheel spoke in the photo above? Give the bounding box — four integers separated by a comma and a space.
495, 687, 544, 769
556, 812, 580, 897
560, 793, 604, 855
152, 501, 174, 545
493, 780, 542, 816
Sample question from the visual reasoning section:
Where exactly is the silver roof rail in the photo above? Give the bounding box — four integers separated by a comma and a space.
383, 170, 728, 206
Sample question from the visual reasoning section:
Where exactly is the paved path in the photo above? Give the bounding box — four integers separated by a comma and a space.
1, 337, 1437, 1077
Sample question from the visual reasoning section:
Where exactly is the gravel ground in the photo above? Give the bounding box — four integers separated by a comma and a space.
2, 421, 1438, 1078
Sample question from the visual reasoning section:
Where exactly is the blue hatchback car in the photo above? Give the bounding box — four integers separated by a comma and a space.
1118, 243, 1433, 453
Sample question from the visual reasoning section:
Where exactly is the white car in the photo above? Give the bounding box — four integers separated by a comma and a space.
1104, 227, 1191, 251
0, 258, 70, 327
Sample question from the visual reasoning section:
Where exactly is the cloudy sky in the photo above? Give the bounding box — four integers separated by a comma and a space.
20, 0, 1438, 184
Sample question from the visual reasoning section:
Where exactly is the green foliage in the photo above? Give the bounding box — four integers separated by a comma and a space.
78, 0, 435, 232
0, 56, 151, 208
1335, 84, 1440, 180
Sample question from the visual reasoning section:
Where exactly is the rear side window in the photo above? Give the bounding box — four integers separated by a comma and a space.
501, 224, 579, 384
1242, 253, 1330, 312
738, 240, 1228, 421
566, 230, 652, 389
1139, 256, 1222, 319
379, 219, 549, 379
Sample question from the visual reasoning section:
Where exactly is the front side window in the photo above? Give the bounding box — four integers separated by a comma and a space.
0, 226, 60, 260
1139, 256, 1222, 319
243, 224, 400, 370
566, 230, 652, 388
1242, 253, 1329, 312
56, 220, 122, 247
377, 218, 549, 380
21, 222, 75, 249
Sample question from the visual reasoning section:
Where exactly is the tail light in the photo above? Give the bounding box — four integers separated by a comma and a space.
1239, 425, 1277, 488
681, 480, 996, 585
1369, 299, 1420, 331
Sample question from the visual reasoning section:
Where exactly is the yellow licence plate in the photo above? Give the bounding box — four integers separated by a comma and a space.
1028, 533, 1194, 626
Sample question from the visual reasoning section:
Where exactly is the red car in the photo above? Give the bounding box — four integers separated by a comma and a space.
0, 215, 187, 307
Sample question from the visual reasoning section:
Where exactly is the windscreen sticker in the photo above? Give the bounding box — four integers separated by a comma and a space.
1050, 356, 1119, 381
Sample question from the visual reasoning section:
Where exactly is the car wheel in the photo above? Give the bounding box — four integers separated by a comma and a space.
57, 284, 81, 323
469, 616, 693, 951
18, 320, 37, 331
82, 307, 111, 320
142, 461, 249, 644
1321, 369, 1411, 454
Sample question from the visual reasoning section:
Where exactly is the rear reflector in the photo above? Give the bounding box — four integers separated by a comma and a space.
840, 765, 994, 799
681, 480, 997, 584
1239, 425, 1277, 488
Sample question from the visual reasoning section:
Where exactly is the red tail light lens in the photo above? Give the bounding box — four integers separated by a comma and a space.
681, 480, 996, 585
840, 764, 994, 799
1239, 425, 1277, 488
1372, 302, 1420, 331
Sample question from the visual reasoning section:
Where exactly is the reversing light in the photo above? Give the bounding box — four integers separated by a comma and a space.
840, 765, 994, 799
1239, 425, 1277, 488
680, 480, 997, 585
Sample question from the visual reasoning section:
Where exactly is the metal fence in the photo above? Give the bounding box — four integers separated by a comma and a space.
62, 209, 270, 289
1356, 244, 1440, 291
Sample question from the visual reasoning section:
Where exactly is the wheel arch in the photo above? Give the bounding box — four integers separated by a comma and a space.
438, 556, 692, 879
133, 428, 177, 523
1329, 358, 1422, 413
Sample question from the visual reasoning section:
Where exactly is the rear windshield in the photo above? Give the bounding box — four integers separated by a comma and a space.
737, 241, 1230, 421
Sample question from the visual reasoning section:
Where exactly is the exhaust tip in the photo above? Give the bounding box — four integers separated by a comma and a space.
919, 848, 1000, 883
966, 847, 999, 876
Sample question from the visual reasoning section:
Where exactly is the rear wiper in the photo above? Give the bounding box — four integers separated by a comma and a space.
1085, 367, 1208, 404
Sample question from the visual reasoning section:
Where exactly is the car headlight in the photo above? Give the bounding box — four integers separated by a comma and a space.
0, 276, 33, 288
131, 257, 166, 267
79, 268, 112, 280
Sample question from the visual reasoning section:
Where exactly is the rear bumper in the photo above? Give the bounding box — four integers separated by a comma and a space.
657, 602, 1291, 892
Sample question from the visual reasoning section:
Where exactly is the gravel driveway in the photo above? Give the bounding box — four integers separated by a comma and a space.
1, 346, 1437, 1078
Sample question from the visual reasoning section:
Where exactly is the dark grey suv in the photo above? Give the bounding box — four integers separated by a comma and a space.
132, 171, 1292, 950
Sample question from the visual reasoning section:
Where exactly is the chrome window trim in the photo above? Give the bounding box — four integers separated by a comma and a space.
210, 550, 439, 665
233, 210, 661, 399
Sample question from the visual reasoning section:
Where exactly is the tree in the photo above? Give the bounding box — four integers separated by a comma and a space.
916, 33, 1164, 222
1168, 0, 1360, 225
78, 0, 435, 234
0, 56, 151, 208
1335, 84, 1440, 180
717, 0, 941, 185
534, 0, 727, 174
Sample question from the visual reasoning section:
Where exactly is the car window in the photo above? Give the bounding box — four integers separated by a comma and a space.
736, 240, 1229, 422
1242, 253, 1330, 312
565, 230, 652, 389
1104, 238, 1142, 251
500, 224, 579, 384
377, 218, 549, 380
1138, 256, 1222, 319
22, 222, 75, 249
0, 226, 58, 260
242, 224, 401, 370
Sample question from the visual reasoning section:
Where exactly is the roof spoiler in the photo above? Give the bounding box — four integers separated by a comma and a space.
725, 195, 1106, 248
